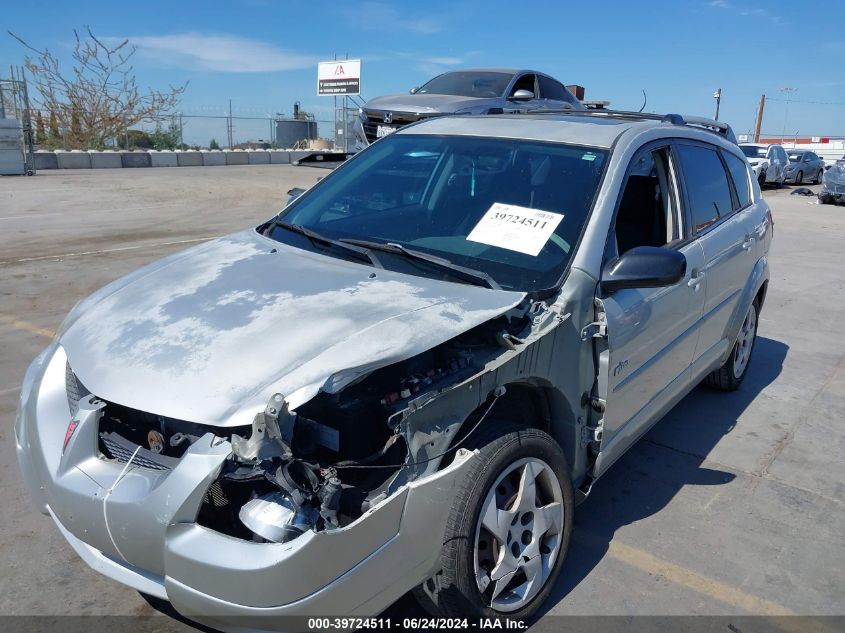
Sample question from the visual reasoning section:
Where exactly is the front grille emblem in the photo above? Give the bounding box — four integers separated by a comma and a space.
383, 112, 393, 124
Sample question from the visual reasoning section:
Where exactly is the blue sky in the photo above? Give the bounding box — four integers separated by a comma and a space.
3, 0, 843, 145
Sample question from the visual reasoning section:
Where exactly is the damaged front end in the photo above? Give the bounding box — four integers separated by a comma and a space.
176, 298, 551, 545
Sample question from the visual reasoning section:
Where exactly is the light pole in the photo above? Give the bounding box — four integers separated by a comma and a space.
713, 88, 722, 120
780, 87, 797, 144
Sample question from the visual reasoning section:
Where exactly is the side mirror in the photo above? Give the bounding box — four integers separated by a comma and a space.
409, 87, 419, 94
510, 89, 535, 101
601, 246, 687, 293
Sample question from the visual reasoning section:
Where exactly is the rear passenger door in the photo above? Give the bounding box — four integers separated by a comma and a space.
536, 75, 578, 110
675, 142, 755, 373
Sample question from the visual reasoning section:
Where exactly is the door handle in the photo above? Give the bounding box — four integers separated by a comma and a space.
688, 271, 705, 290
742, 235, 754, 251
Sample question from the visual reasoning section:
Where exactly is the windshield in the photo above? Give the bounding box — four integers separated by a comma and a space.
741, 146, 768, 159
417, 72, 513, 98
267, 134, 608, 292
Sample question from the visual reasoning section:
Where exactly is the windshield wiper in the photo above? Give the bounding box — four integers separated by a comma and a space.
338, 238, 501, 290
271, 222, 382, 269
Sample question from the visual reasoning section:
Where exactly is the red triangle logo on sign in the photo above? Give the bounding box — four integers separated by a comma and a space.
335, 65, 345, 76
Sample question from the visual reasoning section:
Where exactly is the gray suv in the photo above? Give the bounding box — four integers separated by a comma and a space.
352, 68, 584, 150
16, 110, 771, 630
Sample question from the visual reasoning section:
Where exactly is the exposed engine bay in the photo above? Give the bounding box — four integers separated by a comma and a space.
91, 299, 546, 544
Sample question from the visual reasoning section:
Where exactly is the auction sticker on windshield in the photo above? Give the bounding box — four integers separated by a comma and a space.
466, 203, 564, 256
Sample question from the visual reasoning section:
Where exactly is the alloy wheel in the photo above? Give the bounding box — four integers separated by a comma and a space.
733, 303, 757, 379
473, 457, 564, 613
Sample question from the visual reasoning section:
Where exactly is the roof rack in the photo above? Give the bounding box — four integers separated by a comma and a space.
511, 108, 738, 144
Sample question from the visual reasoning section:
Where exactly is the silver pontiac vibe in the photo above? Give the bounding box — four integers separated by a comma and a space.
16, 110, 771, 630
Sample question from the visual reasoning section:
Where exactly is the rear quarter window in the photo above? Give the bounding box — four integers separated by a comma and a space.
677, 144, 734, 233
723, 151, 752, 209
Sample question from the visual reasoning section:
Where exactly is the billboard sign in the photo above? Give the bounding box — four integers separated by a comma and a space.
318, 60, 361, 96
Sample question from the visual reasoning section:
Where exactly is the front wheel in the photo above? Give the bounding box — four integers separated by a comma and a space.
758, 170, 766, 188
416, 421, 574, 620
816, 170, 824, 184
705, 300, 758, 391
795, 170, 803, 185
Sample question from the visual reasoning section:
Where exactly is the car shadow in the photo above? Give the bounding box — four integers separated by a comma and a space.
538, 336, 788, 615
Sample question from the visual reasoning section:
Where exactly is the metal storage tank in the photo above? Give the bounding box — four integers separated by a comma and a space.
274, 119, 319, 148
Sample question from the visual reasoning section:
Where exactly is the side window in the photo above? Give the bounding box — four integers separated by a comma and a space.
510, 74, 537, 97
778, 147, 788, 162
723, 151, 752, 209
537, 76, 573, 103
613, 146, 681, 255
677, 144, 734, 233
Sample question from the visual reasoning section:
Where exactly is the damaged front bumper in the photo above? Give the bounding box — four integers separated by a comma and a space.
15, 344, 475, 631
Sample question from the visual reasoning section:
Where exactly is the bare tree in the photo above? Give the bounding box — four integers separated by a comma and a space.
9, 27, 186, 149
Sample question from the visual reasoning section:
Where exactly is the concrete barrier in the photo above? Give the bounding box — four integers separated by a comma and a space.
89, 151, 123, 169
225, 150, 249, 165
33, 151, 58, 170
149, 151, 178, 167
269, 151, 291, 164
55, 151, 92, 169
248, 151, 270, 165
176, 151, 203, 167
121, 152, 152, 168
201, 151, 226, 166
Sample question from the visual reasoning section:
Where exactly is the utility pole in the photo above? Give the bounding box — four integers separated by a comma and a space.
753, 94, 766, 143
780, 87, 797, 144
713, 88, 722, 120
227, 99, 233, 148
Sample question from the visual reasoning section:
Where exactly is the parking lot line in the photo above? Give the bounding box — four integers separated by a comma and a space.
0, 314, 55, 339
576, 533, 797, 616
0, 235, 219, 266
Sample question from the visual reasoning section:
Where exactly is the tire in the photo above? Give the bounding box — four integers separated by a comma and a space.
757, 170, 766, 188
795, 170, 803, 185
816, 170, 824, 184
415, 420, 574, 620
819, 193, 833, 205
705, 300, 759, 391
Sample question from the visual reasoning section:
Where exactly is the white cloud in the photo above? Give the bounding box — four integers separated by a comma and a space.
116, 33, 320, 73
705, 1, 784, 24
421, 56, 463, 66
344, 2, 442, 34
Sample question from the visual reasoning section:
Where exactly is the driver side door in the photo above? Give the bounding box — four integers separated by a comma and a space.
591, 142, 707, 477
503, 73, 539, 113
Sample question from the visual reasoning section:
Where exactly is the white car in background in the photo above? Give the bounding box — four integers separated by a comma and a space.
739, 143, 789, 187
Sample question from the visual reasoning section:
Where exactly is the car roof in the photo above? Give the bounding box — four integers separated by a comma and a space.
440, 68, 524, 75
397, 112, 728, 150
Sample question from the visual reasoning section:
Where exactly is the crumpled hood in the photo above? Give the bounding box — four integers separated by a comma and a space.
364, 93, 492, 115
60, 230, 525, 427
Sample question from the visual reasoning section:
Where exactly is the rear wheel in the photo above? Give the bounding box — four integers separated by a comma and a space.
705, 300, 758, 391
758, 170, 766, 188
415, 421, 573, 620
